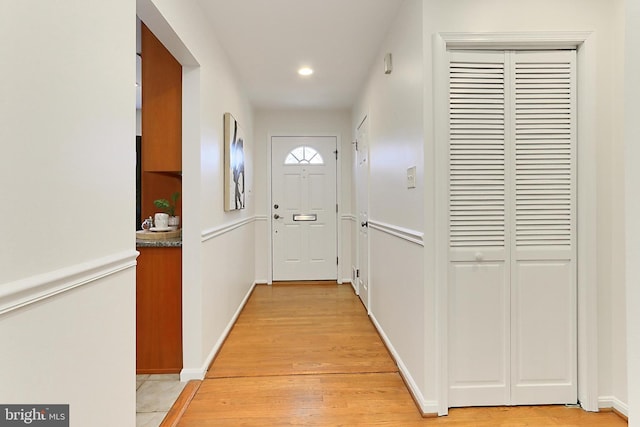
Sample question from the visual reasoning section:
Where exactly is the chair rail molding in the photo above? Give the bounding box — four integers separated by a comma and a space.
201, 216, 257, 242
0, 250, 138, 315
368, 220, 424, 247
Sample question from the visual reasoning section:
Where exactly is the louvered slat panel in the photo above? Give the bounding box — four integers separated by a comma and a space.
449, 58, 505, 248
514, 56, 573, 247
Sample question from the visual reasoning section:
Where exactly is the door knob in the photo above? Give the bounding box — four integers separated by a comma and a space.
274, 214, 280, 219
274, 204, 279, 209
361, 221, 368, 228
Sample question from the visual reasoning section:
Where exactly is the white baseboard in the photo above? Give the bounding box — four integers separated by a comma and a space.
181, 281, 257, 382
598, 396, 628, 417
349, 280, 358, 294
369, 313, 438, 415
179, 368, 205, 382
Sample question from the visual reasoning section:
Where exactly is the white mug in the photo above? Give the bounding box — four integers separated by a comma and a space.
154, 213, 169, 229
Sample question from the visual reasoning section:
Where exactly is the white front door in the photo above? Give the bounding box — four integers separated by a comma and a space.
356, 118, 370, 310
271, 136, 337, 281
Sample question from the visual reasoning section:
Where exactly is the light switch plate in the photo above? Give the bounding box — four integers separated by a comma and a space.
407, 166, 416, 189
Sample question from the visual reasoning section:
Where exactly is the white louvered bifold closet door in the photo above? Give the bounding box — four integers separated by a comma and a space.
448, 50, 576, 408
448, 51, 510, 407
509, 51, 576, 405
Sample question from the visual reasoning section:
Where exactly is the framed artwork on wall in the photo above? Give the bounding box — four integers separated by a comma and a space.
224, 112, 246, 211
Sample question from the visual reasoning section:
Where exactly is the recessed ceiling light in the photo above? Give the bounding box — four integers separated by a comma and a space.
298, 67, 313, 76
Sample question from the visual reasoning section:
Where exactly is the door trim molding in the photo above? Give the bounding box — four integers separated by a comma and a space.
433, 31, 597, 415
438, 31, 594, 50
268, 133, 342, 284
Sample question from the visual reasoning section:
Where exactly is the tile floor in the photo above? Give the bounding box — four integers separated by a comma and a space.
136, 374, 186, 427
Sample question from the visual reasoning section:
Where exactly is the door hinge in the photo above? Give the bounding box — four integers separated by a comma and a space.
337, 257, 339, 265
336, 203, 338, 213
356, 269, 360, 278
334, 149, 338, 159
354, 140, 359, 151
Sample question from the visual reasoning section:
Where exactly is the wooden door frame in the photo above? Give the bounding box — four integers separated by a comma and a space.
267, 133, 342, 284
433, 31, 598, 416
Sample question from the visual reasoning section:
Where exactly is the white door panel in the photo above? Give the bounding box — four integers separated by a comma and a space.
511, 260, 575, 404
449, 262, 509, 407
284, 225, 302, 261
272, 136, 337, 281
448, 50, 509, 407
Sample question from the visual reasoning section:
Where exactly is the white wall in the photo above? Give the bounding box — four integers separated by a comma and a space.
0, 272, 135, 424
253, 109, 353, 282
0, 1, 136, 425
353, 7, 424, 232
138, 0, 255, 379
422, 0, 626, 413
352, 0, 428, 411
625, 0, 640, 424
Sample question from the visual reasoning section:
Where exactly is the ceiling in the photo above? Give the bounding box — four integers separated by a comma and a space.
195, 0, 404, 110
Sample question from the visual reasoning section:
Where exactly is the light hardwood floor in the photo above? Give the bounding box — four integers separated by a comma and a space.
173, 282, 626, 426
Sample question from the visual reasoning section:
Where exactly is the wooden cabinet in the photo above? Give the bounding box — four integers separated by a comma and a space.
137, 23, 183, 374
139, 23, 182, 222
141, 23, 182, 172
136, 247, 182, 373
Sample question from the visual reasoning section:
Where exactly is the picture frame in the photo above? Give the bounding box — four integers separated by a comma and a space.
223, 112, 246, 211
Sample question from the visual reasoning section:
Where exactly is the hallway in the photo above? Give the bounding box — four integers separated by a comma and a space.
170, 283, 627, 426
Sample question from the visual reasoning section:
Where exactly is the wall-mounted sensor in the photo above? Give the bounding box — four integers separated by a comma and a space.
384, 53, 393, 75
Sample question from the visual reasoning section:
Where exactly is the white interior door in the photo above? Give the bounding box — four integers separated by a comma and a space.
509, 51, 577, 405
447, 50, 577, 407
448, 51, 510, 406
356, 117, 370, 310
271, 136, 337, 281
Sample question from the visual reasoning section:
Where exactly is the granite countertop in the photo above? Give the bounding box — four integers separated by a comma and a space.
136, 229, 182, 247
136, 238, 182, 248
